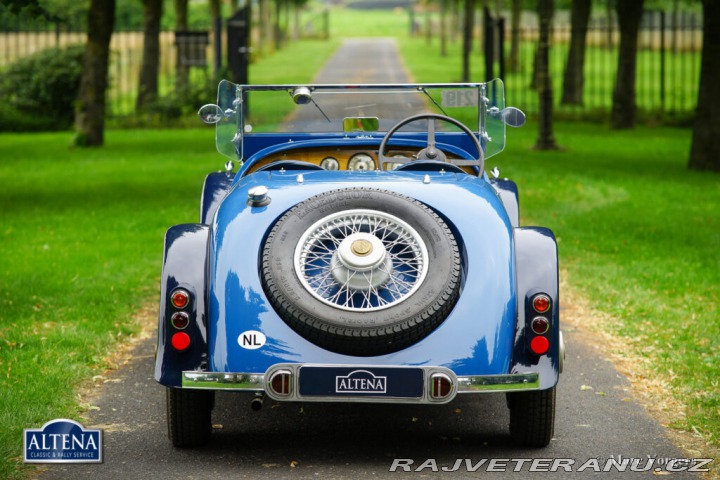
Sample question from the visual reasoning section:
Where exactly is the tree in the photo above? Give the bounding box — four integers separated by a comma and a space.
610, 0, 644, 129
258, 0, 272, 54
175, 0, 189, 92
73, 0, 115, 147
461, 0, 474, 82
561, 0, 592, 105
136, 0, 163, 111
209, 0, 222, 75
440, 0, 448, 57
508, 0, 521, 73
534, 0, 559, 150
688, 0, 720, 171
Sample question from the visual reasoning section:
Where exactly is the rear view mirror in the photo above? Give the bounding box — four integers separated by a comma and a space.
198, 104, 224, 124
343, 117, 379, 132
501, 107, 526, 128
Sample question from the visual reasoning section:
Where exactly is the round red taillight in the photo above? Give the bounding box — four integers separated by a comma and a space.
532, 294, 551, 313
269, 370, 292, 396
171, 312, 190, 330
171, 289, 190, 309
531, 317, 550, 334
430, 374, 453, 400
530, 336, 550, 355
171, 332, 191, 351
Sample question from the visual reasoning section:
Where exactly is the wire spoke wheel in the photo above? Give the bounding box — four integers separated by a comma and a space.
262, 188, 461, 356
295, 209, 428, 312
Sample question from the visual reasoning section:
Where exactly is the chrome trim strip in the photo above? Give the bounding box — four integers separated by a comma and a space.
182, 371, 264, 391
457, 373, 540, 392
181, 369, 542, 396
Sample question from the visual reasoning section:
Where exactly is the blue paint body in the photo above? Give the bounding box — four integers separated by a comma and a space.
155, 135, 559, 391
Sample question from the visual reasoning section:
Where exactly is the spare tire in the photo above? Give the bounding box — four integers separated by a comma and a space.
261, 188, 461, 356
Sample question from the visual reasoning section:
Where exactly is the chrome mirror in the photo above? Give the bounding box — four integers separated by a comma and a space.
501, 107, 526, 128
198, 104, 224, 124
291, 87, 312, 105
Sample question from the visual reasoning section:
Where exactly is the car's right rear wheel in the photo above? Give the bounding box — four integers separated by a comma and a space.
167, 387, 213, 447
507, 387, 556, 447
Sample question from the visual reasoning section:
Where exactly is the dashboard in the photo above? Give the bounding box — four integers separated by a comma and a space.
245, 146, 475, 174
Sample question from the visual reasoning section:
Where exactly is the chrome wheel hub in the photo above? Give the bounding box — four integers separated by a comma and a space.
294, 209, 428, 312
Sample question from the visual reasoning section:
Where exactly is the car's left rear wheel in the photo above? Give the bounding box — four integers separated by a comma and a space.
167, 388, 214, 448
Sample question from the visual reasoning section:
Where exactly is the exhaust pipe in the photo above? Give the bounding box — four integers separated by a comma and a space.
250, 395, 264, 411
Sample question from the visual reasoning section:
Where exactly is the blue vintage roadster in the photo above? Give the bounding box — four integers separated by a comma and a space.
154, 80, 564, 448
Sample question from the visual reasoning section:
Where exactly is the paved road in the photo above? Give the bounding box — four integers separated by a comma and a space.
282, 38, 426, 132
38, 39, 701, 479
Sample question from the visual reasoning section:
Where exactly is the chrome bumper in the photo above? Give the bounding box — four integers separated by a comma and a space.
182, 366, 540, 404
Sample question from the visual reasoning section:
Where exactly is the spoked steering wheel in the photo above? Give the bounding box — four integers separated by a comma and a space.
378, 113, 485, 174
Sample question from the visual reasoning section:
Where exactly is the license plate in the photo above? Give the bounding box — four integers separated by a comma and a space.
298, 366, 424, 399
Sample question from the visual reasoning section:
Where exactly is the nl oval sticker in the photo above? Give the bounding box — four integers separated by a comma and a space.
238, 330, 266, 350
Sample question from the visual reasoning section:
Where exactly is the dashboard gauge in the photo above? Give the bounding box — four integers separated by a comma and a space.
320, 156, 340, 170
348, 153, 375, 171
384, 153, 408, 170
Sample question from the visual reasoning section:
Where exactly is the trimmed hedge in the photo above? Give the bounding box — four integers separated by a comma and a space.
0, 44, 84, 132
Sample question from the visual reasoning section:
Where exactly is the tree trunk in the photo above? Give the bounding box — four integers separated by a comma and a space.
605, 0, 613, 49
259, 0, 272, 54
440, 0, 447, 56
461, 0, 474, 82
136, 0, 163, 111
275, 0, 283, 49
175, 0, 189, 92
561, 0, 591, 105
688, 0, 720, 171
209, 0, 221, 76
534, 0, 559, 150
508, 0, 521, 73
293, 0, 300, 41
73, 0, 115, 147
611, 0, 644, 129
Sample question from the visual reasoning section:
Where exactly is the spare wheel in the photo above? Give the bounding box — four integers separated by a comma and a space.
261, 188, 461, 356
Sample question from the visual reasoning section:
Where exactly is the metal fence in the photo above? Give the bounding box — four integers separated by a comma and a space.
0, 8, 703, 122
412, 8, 702, 120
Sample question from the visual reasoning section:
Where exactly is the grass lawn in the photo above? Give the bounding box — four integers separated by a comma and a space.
0, 37, 340, 480
502, 123, 720, 452
399, 30, 719, 455
0, 8, 717, 479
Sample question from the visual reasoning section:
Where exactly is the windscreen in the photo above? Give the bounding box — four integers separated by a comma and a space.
214, 81, 507, 162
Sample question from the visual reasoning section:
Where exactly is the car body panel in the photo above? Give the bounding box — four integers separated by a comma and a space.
155, 81, 559, 405
206, 171, 517, 376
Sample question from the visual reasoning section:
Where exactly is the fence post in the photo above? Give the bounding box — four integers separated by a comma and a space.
484, 7, 494, 81
660, 10, 665, 111
497, 16, 505, 82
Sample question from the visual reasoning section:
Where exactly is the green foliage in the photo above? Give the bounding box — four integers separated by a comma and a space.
0, 43, 84, 131
0, 128, 216, 480
500, 122, 719, 449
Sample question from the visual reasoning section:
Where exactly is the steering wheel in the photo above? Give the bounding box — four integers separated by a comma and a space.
378, 113, 484, 174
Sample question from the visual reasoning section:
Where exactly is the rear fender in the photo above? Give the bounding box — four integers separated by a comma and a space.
154, 224, 209, 387
490, 178, 519, 228
511, 227, 560, 390
200, 172, 234, 224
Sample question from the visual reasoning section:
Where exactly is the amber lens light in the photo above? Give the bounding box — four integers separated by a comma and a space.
530, 336, 550, 355
171, 289, 190, 309
171, 312, 190, 330
531, 317, 550, 334
532, 294, 551, 313
171, 332, 191, 351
